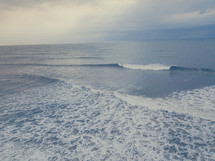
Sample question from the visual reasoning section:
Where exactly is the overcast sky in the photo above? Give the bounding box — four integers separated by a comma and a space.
0, 0, 215, 45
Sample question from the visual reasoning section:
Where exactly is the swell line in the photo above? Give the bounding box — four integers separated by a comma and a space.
1, 63, 214, 73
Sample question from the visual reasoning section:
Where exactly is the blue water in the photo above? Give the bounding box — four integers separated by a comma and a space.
0, 40, 215, 160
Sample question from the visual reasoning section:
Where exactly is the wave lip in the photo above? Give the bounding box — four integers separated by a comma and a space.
119, 64, 170, 71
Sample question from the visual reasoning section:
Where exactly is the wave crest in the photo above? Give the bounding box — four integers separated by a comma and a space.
119, 64, 215, 73
119, 64, 170, 71
2, 63, 214, 73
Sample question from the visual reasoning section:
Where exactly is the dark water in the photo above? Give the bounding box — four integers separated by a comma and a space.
0, 40, 215, 160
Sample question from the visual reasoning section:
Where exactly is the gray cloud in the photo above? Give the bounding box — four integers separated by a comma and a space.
114, 0, 215, 30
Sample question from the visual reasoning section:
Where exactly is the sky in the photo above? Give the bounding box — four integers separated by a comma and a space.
0, 0, 215, 45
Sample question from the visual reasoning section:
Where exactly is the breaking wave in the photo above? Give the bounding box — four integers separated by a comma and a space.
118, 63, 170, 71
118, 64, 215, 73
1, 63, 215, 73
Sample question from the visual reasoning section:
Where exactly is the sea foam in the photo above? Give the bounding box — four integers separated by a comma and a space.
119, 63, 171, 71
116, 85, 215, 121
0, 82, 215, 160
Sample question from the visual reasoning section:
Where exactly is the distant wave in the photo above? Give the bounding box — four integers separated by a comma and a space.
81, 63, 215, 73
1, 63, 214, 73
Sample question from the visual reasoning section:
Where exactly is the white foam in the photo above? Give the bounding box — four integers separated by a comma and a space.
116, 85, 215, 121
0, 82, 215, 160
119, 63, 171, 71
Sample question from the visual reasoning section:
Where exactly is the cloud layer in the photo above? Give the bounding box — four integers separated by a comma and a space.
0, 0, 215, 45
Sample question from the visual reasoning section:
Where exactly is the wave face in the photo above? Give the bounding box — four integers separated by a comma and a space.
169, 66, 215, 73
0, 82, 214, 160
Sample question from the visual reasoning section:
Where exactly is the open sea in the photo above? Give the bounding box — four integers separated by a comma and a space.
0, 40, 215, 160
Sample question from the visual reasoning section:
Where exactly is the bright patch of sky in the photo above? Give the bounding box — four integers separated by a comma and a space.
0, 0, 215, 45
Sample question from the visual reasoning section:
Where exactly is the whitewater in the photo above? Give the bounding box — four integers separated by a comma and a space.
1, 80, 215, 160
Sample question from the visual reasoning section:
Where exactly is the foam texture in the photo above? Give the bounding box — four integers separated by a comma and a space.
0, 82, 215, 160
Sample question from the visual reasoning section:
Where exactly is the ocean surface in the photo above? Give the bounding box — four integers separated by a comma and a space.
0, 40, 215, 160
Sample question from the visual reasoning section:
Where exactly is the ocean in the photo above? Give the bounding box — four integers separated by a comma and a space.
0, 40, 215, 160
